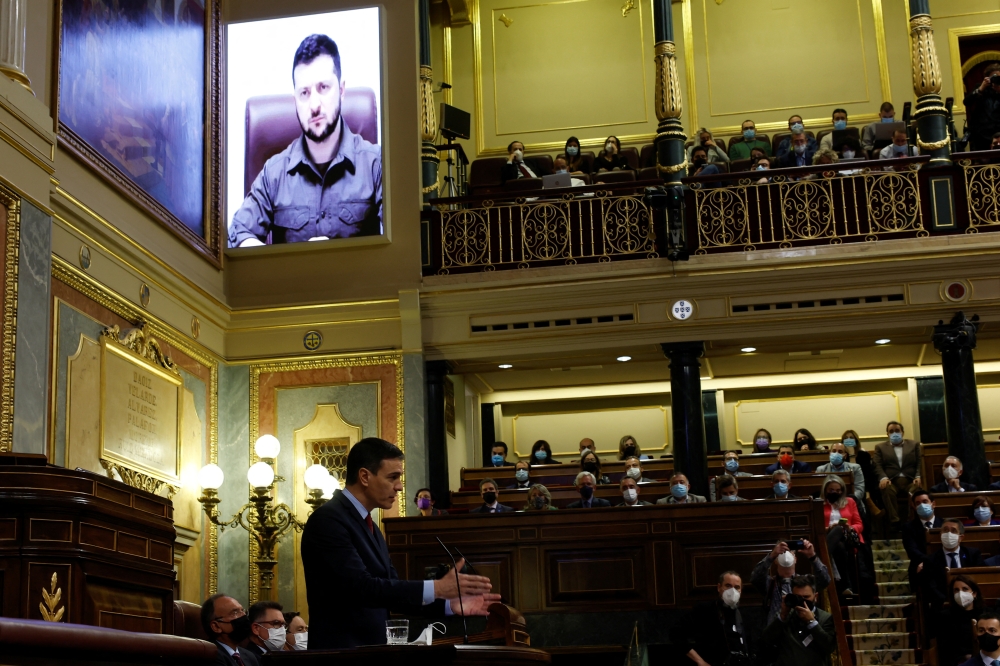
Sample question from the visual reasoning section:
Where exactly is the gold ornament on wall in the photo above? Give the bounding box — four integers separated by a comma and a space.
654, 41, 683, 121
498, 13, 513, 28
910, 14, 942, 96
419, 65, 437, 143
39, 573, 65, 623
621, 0, 635, 18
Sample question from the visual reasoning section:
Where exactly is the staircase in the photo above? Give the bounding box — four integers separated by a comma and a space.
844, 539, 922, 666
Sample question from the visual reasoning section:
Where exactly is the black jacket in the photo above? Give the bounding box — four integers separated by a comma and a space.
669, 600, 751, 665
937, 604, 979, 666
928, 546, 985, 604
301, 490, 443, 649
500, 159, 549, 184
214, 643, 260, 666
566, 497, 612, 508
470, 503, 514, 513
902, 515, 943, 578
964, 86, 1000, 151
930, 481, 979, 494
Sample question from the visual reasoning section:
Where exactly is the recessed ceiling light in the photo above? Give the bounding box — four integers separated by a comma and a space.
741, 347, 756, 353
498, 364, 513, 369
875, 339, 890, 345
617, 355, 632, 362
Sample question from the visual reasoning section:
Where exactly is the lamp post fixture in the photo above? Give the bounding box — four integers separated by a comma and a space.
197, 436, 339, 597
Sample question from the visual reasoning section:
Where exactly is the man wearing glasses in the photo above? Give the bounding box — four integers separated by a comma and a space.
199, 594, 260, 666
247, 601, 287, 656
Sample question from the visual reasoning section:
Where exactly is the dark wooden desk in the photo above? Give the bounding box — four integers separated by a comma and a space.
263, 644, 551, 666
922, 441, 1000, 487
928, 490, 1000, 521
927, 525, 1000, 558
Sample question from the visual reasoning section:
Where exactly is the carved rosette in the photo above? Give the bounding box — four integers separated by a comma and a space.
420, 65, 437, 144
909, 14, 942, 96
654, 41, 682, 121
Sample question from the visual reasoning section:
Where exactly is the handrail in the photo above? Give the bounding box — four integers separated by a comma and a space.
681, 154, 930, 186
429, 178, 664, 207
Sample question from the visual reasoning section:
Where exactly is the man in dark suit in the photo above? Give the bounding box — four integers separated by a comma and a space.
246, 600, 285, 658
301, 437, 498, 649
961, 611, 1000, 665
200, 594, 261, 666
671, 571, 752, 665
777, 132, 817, 169
927, 518, 984, 606
489, 441, 515, 467
567, 471, 611, 508
872, 421, 922, 532
470, 478, 514, 513
506, 461, 531, 490
764, 445, 812, 475
758, 575, 835, 666
762, 470, 803, 501
500, 141, 549, 184
929, 456, 979, 494
902, 490, 942, 593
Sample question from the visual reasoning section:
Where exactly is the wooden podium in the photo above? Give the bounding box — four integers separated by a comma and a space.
263, 644, 551, 666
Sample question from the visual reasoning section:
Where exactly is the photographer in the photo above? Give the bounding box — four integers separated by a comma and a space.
751, 539, 830, 626
686, 128, 731, 165
672, 571, 752, 666
964, 63, 1000, 151
758, 575, 835, 666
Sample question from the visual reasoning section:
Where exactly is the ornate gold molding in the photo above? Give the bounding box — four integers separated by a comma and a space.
654, 40, 683, 121
0, 184, 20, 453
910, 14, 942, 96
917, 130, 951, 151
39, 573, 64, 622
100, 458, 178, 498
101, 324, 180, 375
420, 65, 437, 143
657, 159, 689, 174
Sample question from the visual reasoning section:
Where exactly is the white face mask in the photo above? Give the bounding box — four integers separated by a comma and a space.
626, 467, 641, 480
722, 587, 741, 609
943, 465, 960, 480
955, 590, 974, 609
842, 150, 855, 159
292, 632, 308, 651
605, 142, 615, 153
264, 627, 287, 651
623, 488, 638, 503
941, 532, 961, 551
512, 149, 524, 162
776, 551, 796, 568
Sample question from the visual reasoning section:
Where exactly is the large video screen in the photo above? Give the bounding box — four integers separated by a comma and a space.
226, 8, 382, 248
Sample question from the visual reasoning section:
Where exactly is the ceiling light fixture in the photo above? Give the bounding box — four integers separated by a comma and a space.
875, 339, 890, 345
617, 356, 632, 362
741, 347, 756, 353
498, 364, 513, 369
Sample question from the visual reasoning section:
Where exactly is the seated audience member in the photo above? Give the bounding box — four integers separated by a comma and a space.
501, 140, 547, 183
656, 472, 707, 504
765, 445, 812, 475
524, 484, 557, 511
552, 156, 587, 187
969, 612, 1000, 666
930, 456, 978, 493
811, 147, 839, 168
593, 135, 631, 172
878, 129, 918, 160
470, 478, 513, 513
624, 456, 653, 484
821, 475, 864, 596
751, 540, 830, 627
690, 146, 722, 179
618, 476, 652, 507
580, 449, 611, 485
749, 147, 768, 164
778, 132, 816, 168
793, 428, 821, 451
414, 488, 447, 516
715, 474, 746, 502
816, 441, 865, 504
928, 519, 985, 606
248, 600, 286, 656
862, 102, 896, 154
490, 441, 514, 467
619, 434, 642, 460
709, 451, 751, 500
687, 128, 731, 164
902, 490, 941, 592
752, 428, 775, 453
819, 109, 849, 151
937, 574, 982, 666
729, 119, 772, 160
766, 469, 800, 500
758, 575, 835, 666
575, 438, 596, 461
873, 420, 922, 533
530, 439, 561, 465
777, 115, 818, 159
283, 611, 308, 651
835, 135, 863, 160
672, 571, 751, 666
567, 472, 611, 508
563, 136, 589, 174
966, 495, 1000, 527
201, 594, 261, 666
754, 156, 772, 184
506, 461, 532, 490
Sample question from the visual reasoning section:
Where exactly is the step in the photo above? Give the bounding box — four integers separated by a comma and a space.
875, 568, 910, 583
873, 549, 908, 563
853, 648, 916, 664
878, 595, 916, 605
874, 560, 909, 572
848, 632, 914, 650
871, 539, 905, 550
877, 581, 912, 596
848, 604, 910, 620
847, 617, 908, 634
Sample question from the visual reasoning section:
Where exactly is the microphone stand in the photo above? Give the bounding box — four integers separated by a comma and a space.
436, 537, 469, 645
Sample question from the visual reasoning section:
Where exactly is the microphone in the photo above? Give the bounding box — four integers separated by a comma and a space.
436, 537, 469, 645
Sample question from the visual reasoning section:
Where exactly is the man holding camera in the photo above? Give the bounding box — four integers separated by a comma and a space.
751, 539, 830, 627
964, 63, 1000, 151
758, 575, 835, 666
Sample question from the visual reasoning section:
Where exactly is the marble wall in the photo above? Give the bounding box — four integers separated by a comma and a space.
217, 363, 251, 604
403, 353, 427, 517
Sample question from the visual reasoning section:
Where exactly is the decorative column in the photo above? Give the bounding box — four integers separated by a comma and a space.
909, 0, 950, 164
931, 312, 987, 489
425, 360, 452, 509
419, 0, 440, 205
652, 0, 686, 185
661, 342, 708, 496
0, 0, 30, 93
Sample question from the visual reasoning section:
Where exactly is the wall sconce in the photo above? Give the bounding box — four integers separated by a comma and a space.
197, 436, 340, 597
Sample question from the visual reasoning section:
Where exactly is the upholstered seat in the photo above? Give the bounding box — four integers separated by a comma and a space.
594, 170, 636, 184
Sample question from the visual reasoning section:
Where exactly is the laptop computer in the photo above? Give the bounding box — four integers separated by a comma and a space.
542, 173, 572, 189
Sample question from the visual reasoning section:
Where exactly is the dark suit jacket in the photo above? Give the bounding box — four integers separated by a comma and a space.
764, 461, 812, 475
506, 481, 531, 490
670, 600, 751, 665
902, 515, 943, 575
758, 607, 835, 666
214, 643, 260, 666
872, 439, 921, 481
247, 642, 267, 659
488, 461, 515, 467
470, 503, 514, 513
500, 159, 548, 184
930, 481, 979, 494
301, 489, 443, 649
928, 545, 985, 603
566, 497, 612, 508
616, 500, 654, 507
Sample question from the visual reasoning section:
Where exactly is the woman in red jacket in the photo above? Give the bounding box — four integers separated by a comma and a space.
822, 475, 863, 598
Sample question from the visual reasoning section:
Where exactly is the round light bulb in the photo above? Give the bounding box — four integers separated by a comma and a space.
741, 347, 756, 353
304, 464, 330, 491
321, 474, 338, 499
255, 434, 281, 460
616, 356, 631, 362
198, 463, 224, 490
875, 338, 891, 345
247, 461, 275, 489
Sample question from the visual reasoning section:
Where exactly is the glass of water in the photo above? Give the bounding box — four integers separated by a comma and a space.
386, 619, 409, 645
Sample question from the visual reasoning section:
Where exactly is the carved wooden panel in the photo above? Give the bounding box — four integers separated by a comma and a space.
546, 548, 646, 606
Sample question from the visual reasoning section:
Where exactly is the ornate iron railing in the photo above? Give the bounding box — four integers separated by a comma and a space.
959, 156, 1000, 231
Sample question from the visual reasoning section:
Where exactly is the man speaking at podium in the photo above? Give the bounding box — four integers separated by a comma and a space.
301, 437, 498, 649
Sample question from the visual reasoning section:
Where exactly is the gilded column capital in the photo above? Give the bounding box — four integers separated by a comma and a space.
654, 40, 682, 121
419, 65, 437, 144
909, 13, 942, 96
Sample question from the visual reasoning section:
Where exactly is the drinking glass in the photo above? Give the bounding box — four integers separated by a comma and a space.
386, 619, 409, 645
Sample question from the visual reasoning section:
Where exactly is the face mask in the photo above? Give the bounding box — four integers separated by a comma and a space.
833, 120, 847, 131
515, 469, 528, 482
779, 454, 794, 468
605, 142, 615, 153
513, 149, 523, 161
623, 445, 637, 457
535, 450, 547, 461
580, 485, 594, 500
692, 158, 707, 168
483, 491, 497, 505
829, 453, 844, 467
941, 532, 961, 550
943, 466, 960, 480
671, 484, 688, 500
889, 432, 903, 445
264, 627, 287, 651
566, 146, 579, 156
881, 116, 895, 123
776, 551, 796, 568
975, 506, 992, 523
743, 129, 756, 140
790, 122, 804, 134
843, 438, 857, 448
755, 438, 769, 450
556, 168, 568, 174
492, 454, 504, 466
826, 492, 842, 504
533, 496, 546, 509
722, 588, 741, 609
583, 462, 599, 474
915, 502, 934, 519
623, 488, 638, 503
292, 632, 308, 651
626, 467, 642, 480
955, 590, 975, 608
980, 632, 1000, 653
893, 144, 908, 154
756, 165, 768, 171
774, 482, 789, 496
842, 150, 855, 159
225, 615, 253, 643
416, 497, 431, 510
725, 459, 739, 472
793, 144, 806, 155
721, 494, 738, 501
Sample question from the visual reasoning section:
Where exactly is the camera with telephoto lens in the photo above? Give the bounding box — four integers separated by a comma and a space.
991, 74, 1000, 86
784, 593, 806, 609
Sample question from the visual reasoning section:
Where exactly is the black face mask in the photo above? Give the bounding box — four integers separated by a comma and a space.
826, 492, 842, 503
223, 615, 252, 643
623, 445, 637, 458
980, 632, 1000, 652
483, 491, 497, 505
580, 485, 595, 500
583, 462, 599, 474
692, 158, 707, 168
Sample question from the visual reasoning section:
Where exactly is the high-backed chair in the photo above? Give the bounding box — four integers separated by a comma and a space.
525, 154, 553, 176
468, 157, 508, 195
816, 127, 861, 148
172, 601, 209, 641
639, 144, 656, 168
730, 158, 752, 172
503, 177, 543, 192
557, 151, 596, 174
638, 166, 658, 181
243, 89, 378, 195
594, 170, 636, 184
619, 147, 640, 170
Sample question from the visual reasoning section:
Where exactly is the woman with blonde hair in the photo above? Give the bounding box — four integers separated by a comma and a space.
524, 484, 557, 511
619, 435, 640, 460
822, 475, 864, 597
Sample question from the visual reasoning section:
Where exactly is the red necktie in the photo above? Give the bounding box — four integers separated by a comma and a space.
518, 163, 532, 178
232, 652, 245, 666
365, 513, 374, 534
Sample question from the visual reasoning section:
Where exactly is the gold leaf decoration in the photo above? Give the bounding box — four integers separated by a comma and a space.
621, 0, 635, 17
101, 322, 179, 374
39, 572, 65, 622
498, 13, 513, 27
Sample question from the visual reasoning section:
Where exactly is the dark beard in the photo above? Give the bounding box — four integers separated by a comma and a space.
302, 114, 339, 144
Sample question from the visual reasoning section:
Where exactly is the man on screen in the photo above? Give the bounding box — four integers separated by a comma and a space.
229, 34, 382, 247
